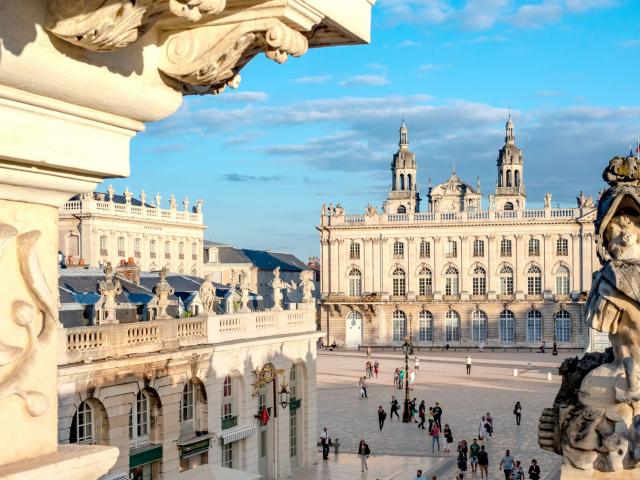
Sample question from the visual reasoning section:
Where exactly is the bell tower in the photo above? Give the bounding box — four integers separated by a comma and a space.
385, 120, 420, 213
494, 115, 526, 210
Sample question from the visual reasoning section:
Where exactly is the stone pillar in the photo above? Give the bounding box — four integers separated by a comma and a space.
337, 239, 345, 295
329, 239, 339, 296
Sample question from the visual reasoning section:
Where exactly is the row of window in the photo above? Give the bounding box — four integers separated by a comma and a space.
347, 264, 571, 297
348, 238, 570, 260
373, 309, 572, 344
99, 236, 199, 258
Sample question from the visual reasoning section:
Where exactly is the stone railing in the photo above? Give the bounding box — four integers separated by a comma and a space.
324, 207, 593, 227
60, 199, 203, 225
58, 304, 317, 365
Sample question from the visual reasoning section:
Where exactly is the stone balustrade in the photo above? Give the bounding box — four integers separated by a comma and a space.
61, 199, 203, 224
58, 304, 317, 365
329, 207, 588, 227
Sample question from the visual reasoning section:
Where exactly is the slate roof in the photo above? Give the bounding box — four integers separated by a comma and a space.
240, 249, 309, 272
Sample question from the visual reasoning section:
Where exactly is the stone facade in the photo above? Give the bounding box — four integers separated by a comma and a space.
59, 190, 206, 275
318, 119, 597, 349
58, 304, 319, 479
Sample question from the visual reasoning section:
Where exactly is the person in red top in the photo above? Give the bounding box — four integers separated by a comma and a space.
430, 423, 441, 453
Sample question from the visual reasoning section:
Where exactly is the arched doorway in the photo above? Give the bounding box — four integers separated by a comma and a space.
345, 311, 363, 347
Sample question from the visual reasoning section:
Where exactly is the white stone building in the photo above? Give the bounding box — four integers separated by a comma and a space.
318, 119, 598, 349
58, 188, 206, 275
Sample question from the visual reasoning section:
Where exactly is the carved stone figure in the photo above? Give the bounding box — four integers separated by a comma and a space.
123, 187, 132, 204
195, 199, 204, 213
488, 194, 495, 211
238, 269, 250, 312
169, 194, 177, 210
154, 192, 162, 208
98, 261, 122, 324
198, 274, 217, 315
183, 196, 190, 212
107, 184, 115, 202
539, 155, 640, 474
140, 189, 147, 206
544, 192, 552, 209
270, 266, 287, 310
365, 204, 377, 217
334, 203, 344, 217
300, 270, 315, 303
154, 266, 174, 319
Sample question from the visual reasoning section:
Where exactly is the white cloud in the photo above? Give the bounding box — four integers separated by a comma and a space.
398, 39, 422, 47
215, 91, 268, 103
565, 0, 617, 13
291, 75, 332, 84
339, 74, 390, 87
379, 0, 454, 25
460, 0, 511, 30
508, 3, 563, 29
419, 63, 451, 72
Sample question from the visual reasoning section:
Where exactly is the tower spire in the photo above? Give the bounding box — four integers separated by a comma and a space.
505, 114, 515, 144
399, 119, 408, 147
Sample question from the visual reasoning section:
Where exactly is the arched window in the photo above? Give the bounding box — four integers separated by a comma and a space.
419, 240, 430, 258
392, 310, 407, 342
222, 375, 233, 421
117, 236, 125, 256
348, 268, 362, 296
418, 311, 433, 342
134, 238, 141, 257
527, 266, 542, 295
472, 310, 488, 343
500, 239, 512, 257
506, 170, 513, 187
556, 265, 570, 295
349, 242, 360, 260
418, 266, 432, 296
528, 238, 540, 256
407, 174, 413, 190
74, 400, 94, 444
129, 390, 150, 447
182, 381, 194, 422
100, 235, 108, 256
555, 311, 571, 343
392, 267, 406, 296
556, 238, 569, 256
397, 205, 407, 214
290, 365, 299, 401
499, 310, 515, 343
473, 239, 485, 257
445, 265, 459, 296
514, 170, 521, 187
498, 173, 503, 187
472, 266, 487, 296
165, 240, 171, 258
499, 265, 514, 295
400, 174, 405, 190
445, 310, 461, 342
527, 310, 542, 342
393, 241, 404, 258
504, 202, 514, 211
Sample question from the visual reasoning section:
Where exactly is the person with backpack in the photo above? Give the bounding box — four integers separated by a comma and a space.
513, 401, 522, 426
528, 459, 541, 480
430, 422, 441, 453
377, 405, 387, 431
358, 438, 370, 472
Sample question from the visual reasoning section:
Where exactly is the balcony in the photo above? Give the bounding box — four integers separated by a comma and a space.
134, 251, 141, 258
470, 294, 487, 301
100, 249, 108, 256
442, 295, 460, 302
221, 416, 238, 430
179, 254, 184, 260
150, 252, 156, 259
528, 250, 540, 257
525, 294, 543, 301
118, 250, 125, 257
497, 294, 515, 301
500, 251, 512, 257
165, 253, 171, 259
192, 254, 198, 260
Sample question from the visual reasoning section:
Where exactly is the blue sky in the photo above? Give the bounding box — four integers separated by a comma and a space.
104, 0, 640, 260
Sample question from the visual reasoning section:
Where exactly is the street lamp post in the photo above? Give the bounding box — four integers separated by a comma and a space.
401, 318, 413, 423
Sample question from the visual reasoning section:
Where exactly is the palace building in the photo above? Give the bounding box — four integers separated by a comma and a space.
318, 118, 598, 349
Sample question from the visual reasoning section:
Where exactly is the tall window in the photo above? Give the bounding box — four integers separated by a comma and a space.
444, 266, 459, 296
75, 401, 94, 444
556, 238, 568, 256
418, 311, 433, 342
555, 311, 571, 343
222, 443, 233, 468
192, 242, 198, 260
99, 235, 108, 255
528, 238, 540, 256
289, 365, 298, 401
117, 236, 125, 256
556, 265, 570, 295
289, 367, 299, 459
165, 240, 171, 258
349, 242, 360, 260
129, 390, 150, 447
527, 266, 542, 295
445, 310, 461, 342
348, 268, 362, 296
392, 267, 406, 296
134, 238, 141, 257
500, 239, 512, 257
392, 310, 407, 342
472, 310, 488, 343
472, 266, 487, 296
393, 241, 404, 259
527, 310, 542, 342
473, 239, 485, 257
445, 239, 457, 258
179, 241, 185, 259
418, 266, 432, 296
419, 240, 430, 259
499, 310, 515, 343
222, 375, 233, 420
149, 239, 156, 258
181, 381, 194, 423
499, 265, 514, 295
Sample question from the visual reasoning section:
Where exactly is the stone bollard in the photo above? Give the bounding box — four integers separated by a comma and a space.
513, 368, 518, 377
334, 438, 341, 454
547, 372, 552, 381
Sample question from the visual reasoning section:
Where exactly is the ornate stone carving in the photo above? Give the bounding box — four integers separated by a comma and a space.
98, 262, 122, 324
154, 266, 174, 319
270, 266, 288, 311
198, 274, 217, 315
299, 270, 316, 303
539, 155, 640, 473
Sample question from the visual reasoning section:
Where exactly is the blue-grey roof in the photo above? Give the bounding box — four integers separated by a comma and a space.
240, 249, 308, 272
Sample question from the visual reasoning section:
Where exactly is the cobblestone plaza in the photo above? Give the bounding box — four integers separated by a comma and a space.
296, 350, 574, 480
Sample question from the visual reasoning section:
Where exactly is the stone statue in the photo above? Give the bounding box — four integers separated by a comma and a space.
300, 270, 315, 303
169, 194, 177, 210
97, 261, 122, 324
334, 203, 344, 217
577, 190, 587, 208
198, 274, 217, 315
154, 266, 174, 319
539, 155, 640, 474
154, 192, 162, 208
124, 187, 132, 204
270, 266, 287, 310
488, 194, 495, 211
544, 192, 552, 209
140, 189, 147, 206
195, 199, 204, 213
238, 269, 250, 312
366, 203, 377, 217
107, 184, 115, 202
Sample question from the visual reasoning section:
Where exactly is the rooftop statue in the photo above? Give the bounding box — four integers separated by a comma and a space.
539, 155, 640, 474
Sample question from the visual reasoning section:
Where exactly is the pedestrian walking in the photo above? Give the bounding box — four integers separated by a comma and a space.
414, 356, 420, 371
486, 412, 494, 435
512, 460, 525, 480
433, 402, 443, 428
514, 401, 522, 426
398, 368, 405, 390
499, 449, 515, 480
374, 360, 379, 378
427, 407, 434, 432
478, 415, 489, 442
443, 424, 453, 453
418, 400, 426, 429
320, 427, 330, 460
358, 439, 370, 472
457, 441, 468, 473
409, 369, 416, 389
410, 398, 418, 423
377, 405, 387, 431
469, 438, 480, 473
528, 459, 541, 480
478, 445, 489, 479
393, 368, 400, 388
367, 346, 371, 358
465, 355, 472, 375
414, 469, 423, 479
390, 395, 400, 420
430, 423, 441, 453
362, 381, 368, 399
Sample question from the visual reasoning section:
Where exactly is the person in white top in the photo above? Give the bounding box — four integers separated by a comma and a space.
320, 427, 330, 459
414, 356, 420, 371
466, 355, 472, 375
